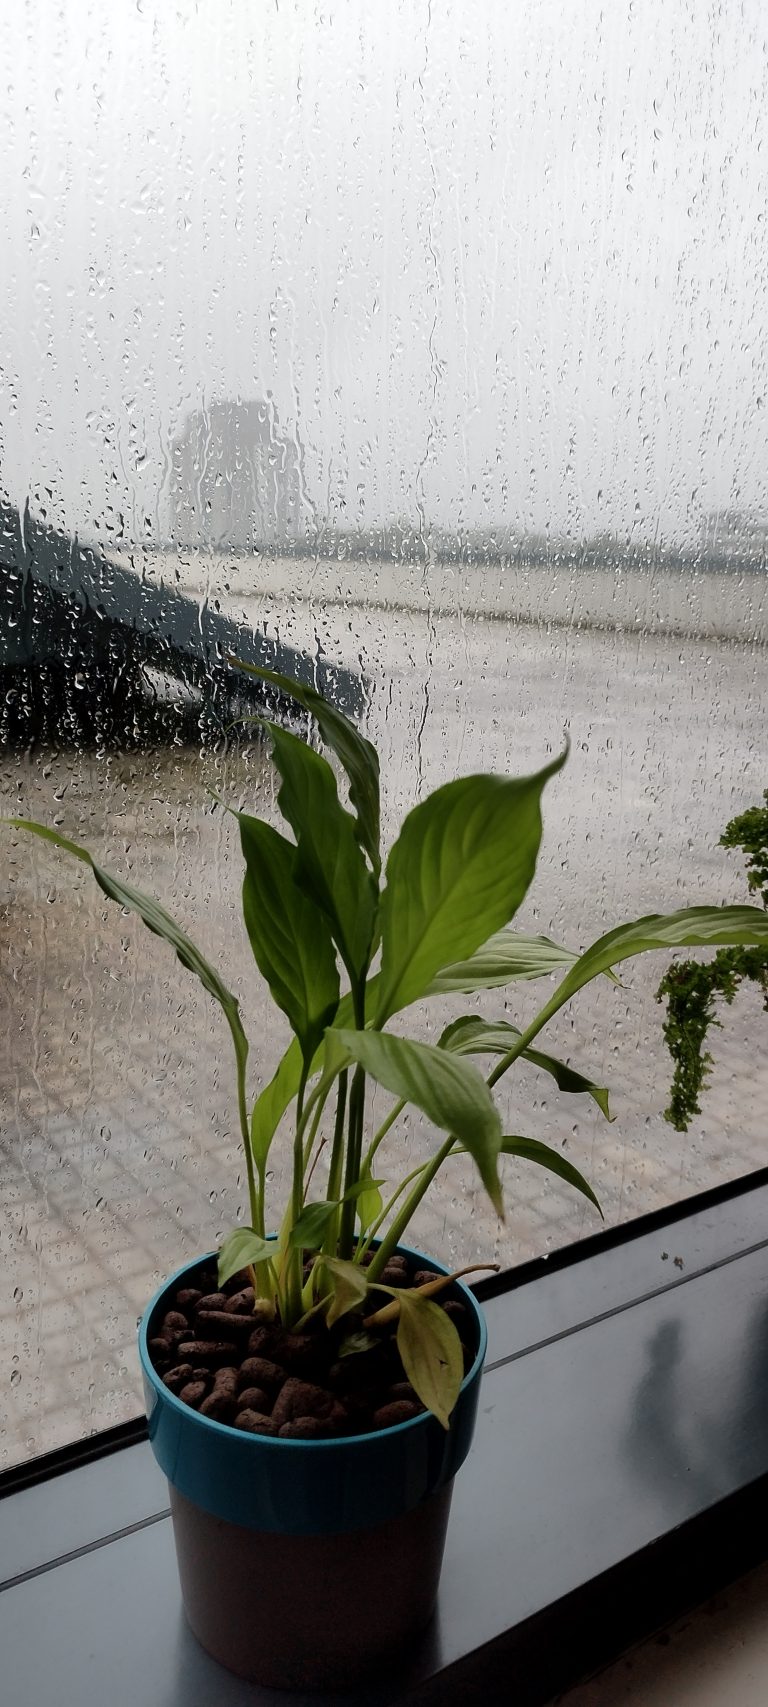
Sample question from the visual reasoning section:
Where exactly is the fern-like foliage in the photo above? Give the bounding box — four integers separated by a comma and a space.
656, 792, 768, 1131
719, 791, 768, 908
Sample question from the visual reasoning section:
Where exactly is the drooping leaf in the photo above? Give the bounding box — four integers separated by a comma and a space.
374, 756, 567, 1023
227, 659, 380, 876
5, 818, 250, 1086
395, 1291, 464, 1429
499, 1136, 602, 1215
236, 812, 340, 1063
319, 1256, 370, 1326
543, 906, 768, 1020
426, 928, 579, 995
218, 1228, 277, 1288
265, 722, 377, 980
438, 1016, 611, 1119
332, 1028, 504, 1215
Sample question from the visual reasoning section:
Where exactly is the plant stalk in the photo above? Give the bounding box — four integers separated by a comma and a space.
283, 1066, 309, 1324
338, 1064, 366, 1256
229, 1021, 260, 1234
362, 1097, 405, 1172
486, 990, 565, 1088
322, 1070, 349, 1258
356, 1157, 434, 1260
338, 983, 367, 1257
366, 1134, 456, 1281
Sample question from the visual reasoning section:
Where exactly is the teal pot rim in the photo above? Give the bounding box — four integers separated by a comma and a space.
139, 1244, 487, 1536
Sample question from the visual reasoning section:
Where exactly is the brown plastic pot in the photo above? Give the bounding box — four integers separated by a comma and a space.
169, 1477, 454, 1689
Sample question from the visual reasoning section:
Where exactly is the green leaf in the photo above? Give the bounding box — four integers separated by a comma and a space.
499, 1136, 603, 1216
319, 1256, 370, 1326
375, 756, 567, 1023
333, 1028, 504, 1215
236, 813, 340, 1063
289, 1179, 384, 1251
426, 928, 579, 995
265, 722, 377, 980
395, 1291, 464, 1429
5, 817, 250, 1085
217, 1228, 277, 1288
438, 1016, 611, 1119
227, 659, 381, 876
250, 1039, 305, 1172
289, 1200, 339, 1250
550, 906, 768, 1012
355, 1169, 384, 1234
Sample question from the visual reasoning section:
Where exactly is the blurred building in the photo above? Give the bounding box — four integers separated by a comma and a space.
169, 400, 302, 551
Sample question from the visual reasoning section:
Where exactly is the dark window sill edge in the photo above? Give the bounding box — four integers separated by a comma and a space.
0, 1415, 150, 1501
472, 1160, 768, 1304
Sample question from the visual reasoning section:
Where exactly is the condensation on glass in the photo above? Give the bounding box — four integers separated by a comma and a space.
1, 2, 766, 1465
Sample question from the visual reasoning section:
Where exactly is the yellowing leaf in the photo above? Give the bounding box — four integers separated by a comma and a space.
396, 1291, 464, 1430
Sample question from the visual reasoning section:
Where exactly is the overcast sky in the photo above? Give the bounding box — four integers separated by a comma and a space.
2, 0, 767, 550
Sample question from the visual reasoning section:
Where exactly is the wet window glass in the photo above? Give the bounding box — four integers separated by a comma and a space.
1, 2, 767, 1465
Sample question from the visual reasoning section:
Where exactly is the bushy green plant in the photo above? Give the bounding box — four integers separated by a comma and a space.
657, 791, 768, 1130
7, 665, 768, 1425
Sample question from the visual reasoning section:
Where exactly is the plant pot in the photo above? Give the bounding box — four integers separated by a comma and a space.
139, 1244, 487, 1691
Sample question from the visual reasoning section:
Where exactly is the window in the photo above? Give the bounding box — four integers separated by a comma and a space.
1, 1, 766, 1466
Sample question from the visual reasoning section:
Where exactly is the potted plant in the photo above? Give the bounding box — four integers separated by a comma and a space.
6, 662, 768, 1690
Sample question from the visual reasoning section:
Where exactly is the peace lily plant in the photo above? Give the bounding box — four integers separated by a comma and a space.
8, 662, 768, 1427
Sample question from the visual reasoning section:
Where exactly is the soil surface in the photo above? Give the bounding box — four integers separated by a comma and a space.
148, 1256, 475, 1438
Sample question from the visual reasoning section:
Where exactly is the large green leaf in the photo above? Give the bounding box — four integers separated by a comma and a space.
332, 1028, 504, 1214
5, 817, 250, 1075
227, 659, 381, 876
439, 1015, 611, 1119
236, 813, 340, 1063
544, 906, 768, 1019
374, 756, 566, 1023
499, 1136, 602, 1215
395, 1291, 464, 1429
426, 929, 578, 995
265, 722, 377, 980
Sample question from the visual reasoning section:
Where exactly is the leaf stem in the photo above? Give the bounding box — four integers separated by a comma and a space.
356, 1157, 434, 1260
338, 1064, 366, 1256
284, 1066, 309, 1323
304, 1137, 327, 1193
323, 1071, 349, 1258
366, 1135, 456, 1281
228, 1017, 260, 1233
364, 1264, 499, 1326
338, 984, 367, 1257
362, 1097, 406, 1171
486, 993, 563, 1087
